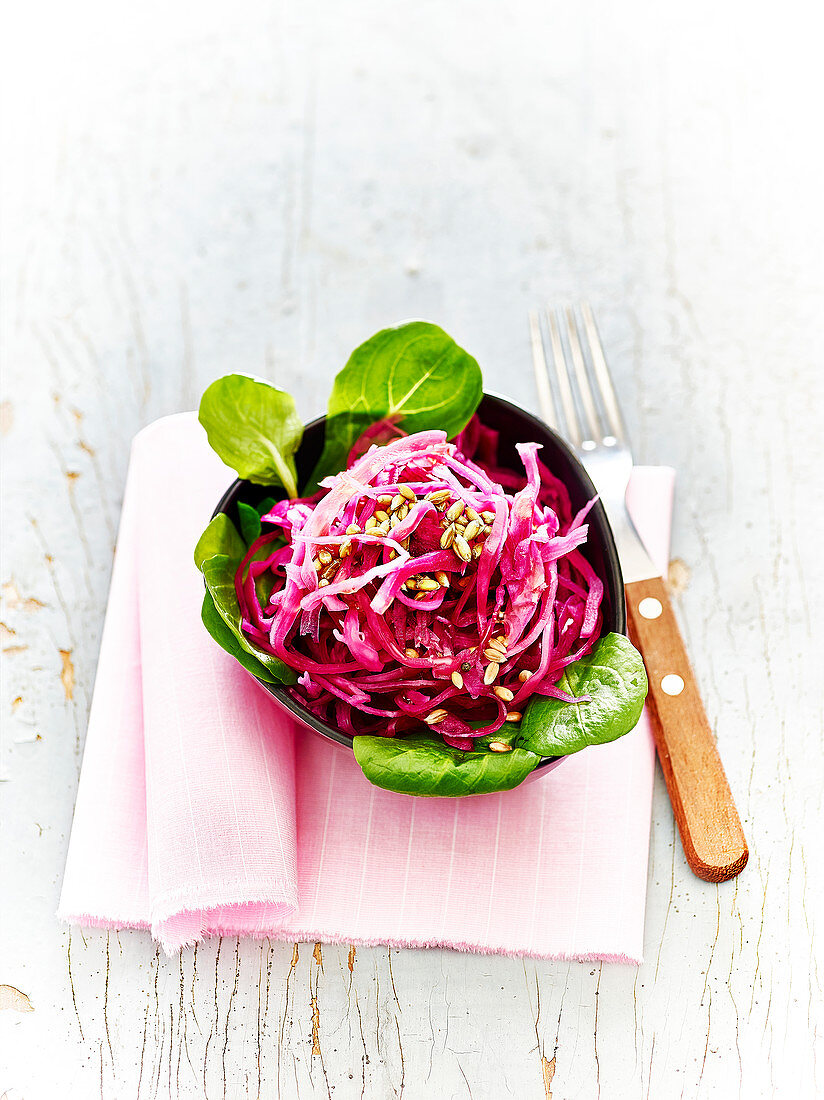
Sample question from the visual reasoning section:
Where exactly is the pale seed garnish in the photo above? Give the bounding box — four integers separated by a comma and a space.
483, 648, 505, 662
417, 577, 440, 592
504, 711, 522, 723
399, 483, 416, 501
318, 549, 333, 565
405, 647, 419, 658
493, 686, 515, 703
483, 662, 500, 685
318, 578, 330, 587
481, 510, 495, 523
426, 489, 452, 504
451, 671, 464, 690
425, 708, 448, 725
375, 509, 390, 523
388, 548, 397, 560
454, 535, 472, 562
465, 506, 481, 523
391, 493, 405, 511
440, 525, 456, 550
518, 670, 532, 683
340, 540, 352, 559
446, 500, 465, 523
377, 522, 391, 536
404, 576, 418, 590
378, 494, 393, 506
487, 636, 507, 656
488, 740, 511, 753
415, 591, 431, 601
472, 544, 483, 559
396, 504, 410, 521
434, 570, 450, 587
346, 523, 361, 535
365, 516, 378, 532
463, 519, 482, 542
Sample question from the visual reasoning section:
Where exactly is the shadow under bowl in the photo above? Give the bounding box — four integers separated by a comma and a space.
212, 392, 625, 784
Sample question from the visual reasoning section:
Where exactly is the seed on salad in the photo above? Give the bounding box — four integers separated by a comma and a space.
487, 636, 507, 655
375, 509, 390, 523
446, 500, 465, 523
399, 483, 416, 501
483, 648, 504, 662
488, 740, 511, 753
472, 543, 483, 559
339, 540, 352, 559
440, 525, 456, 550
405, 646, 419, 659
463, 519, 482, 542
426, 489, 452, 504
404, 576, 418, 590
461, 660, 472, 672
454, 535, 472, 562
518, 670, 532, 683
504, 711, 522, 723
483, 662, 500, 685
434, 570, 450, 587
365, 516, 378, 532
465, 506, 481, 523
388, 548, 397, 560
346, 523, 361, 535
317, 549, 333, 565
425, 708, 448, 725
493, 686, 514, 703
318, 578, 330, 587
417, 576, 440, 592
481, 510, 495, 523
451, 671, 464, 690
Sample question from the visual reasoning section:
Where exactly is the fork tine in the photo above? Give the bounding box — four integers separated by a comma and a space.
564, 305, 601, 445
547, 307, 582, 446
580, 302, 627, 444
528, 309, 557, 430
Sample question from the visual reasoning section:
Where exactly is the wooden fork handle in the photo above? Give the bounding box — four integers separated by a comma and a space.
626, 576, 749, 882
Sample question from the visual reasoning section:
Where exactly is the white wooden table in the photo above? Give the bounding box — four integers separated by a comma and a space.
2, 1, 822, 1095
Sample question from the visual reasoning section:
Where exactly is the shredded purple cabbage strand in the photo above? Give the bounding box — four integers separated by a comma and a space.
235, 417, 603, 750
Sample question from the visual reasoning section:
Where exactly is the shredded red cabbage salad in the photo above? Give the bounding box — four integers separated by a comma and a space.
235, 418, 603, 750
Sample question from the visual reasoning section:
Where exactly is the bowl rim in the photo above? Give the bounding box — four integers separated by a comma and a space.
211, 391, 626, 772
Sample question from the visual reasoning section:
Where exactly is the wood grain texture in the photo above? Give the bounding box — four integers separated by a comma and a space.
2, 0, 823, 1096
627, 575, 748, 882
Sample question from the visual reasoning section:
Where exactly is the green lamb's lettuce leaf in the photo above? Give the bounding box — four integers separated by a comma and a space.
237, 500, 262, 546
194, 513, 296, 686
198, 374, 303, 496
201, 554, 295, 685
194, 513, 246, 571
307, 321, 483, 490
352, 732, 541, 797
516, 633, 647, 757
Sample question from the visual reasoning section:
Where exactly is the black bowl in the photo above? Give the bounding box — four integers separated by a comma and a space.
212, 393, 625, 779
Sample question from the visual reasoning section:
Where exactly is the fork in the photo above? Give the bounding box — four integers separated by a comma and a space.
529, 303, 748, 883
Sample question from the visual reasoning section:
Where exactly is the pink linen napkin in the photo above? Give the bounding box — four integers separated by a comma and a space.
59, 413, 674, 960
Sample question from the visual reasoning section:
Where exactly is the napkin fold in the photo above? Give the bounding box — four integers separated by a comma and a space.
59, 413, 674, 960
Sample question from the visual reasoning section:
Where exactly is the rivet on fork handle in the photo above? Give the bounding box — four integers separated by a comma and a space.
626, 575, 749, 883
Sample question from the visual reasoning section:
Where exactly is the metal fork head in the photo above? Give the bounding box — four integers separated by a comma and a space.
529, 303, 634, 507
